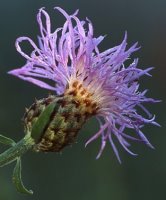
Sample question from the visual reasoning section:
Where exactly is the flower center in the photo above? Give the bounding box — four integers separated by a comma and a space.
65, 79, 99, 116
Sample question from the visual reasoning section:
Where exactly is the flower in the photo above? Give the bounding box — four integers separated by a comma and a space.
8, 7, 159, 162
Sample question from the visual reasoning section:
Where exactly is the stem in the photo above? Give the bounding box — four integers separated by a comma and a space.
0, 134, 34, 167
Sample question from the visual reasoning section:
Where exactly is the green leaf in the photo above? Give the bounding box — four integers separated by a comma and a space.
12, 157, 33, 195
31, 101, 59, 142
0, 134, 16, 146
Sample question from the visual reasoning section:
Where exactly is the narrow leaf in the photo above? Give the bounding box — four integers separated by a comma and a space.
12, 157, 33, 195
0, 134, 16, 146
31, 101, 59, 142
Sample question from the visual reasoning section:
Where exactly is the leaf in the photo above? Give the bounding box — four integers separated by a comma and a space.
0, 136, 34, 167
31, 101, 59, 142
12, 157, 33, 195
0, 134, 16, 146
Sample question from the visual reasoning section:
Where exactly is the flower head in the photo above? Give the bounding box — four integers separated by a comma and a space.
8, 7, 159, 162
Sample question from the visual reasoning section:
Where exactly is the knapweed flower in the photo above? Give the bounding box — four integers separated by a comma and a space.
8, 7, 159, 163
0, 7, 160, 195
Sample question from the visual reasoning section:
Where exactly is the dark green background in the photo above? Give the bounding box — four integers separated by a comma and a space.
0, 0, 165, 199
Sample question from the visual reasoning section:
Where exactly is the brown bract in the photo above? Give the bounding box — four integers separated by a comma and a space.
23, 86, 98, 152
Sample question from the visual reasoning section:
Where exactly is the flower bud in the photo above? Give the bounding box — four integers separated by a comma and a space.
23, 92, 98, 152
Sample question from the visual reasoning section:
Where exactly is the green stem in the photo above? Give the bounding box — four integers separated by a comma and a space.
0, 134, 34, 167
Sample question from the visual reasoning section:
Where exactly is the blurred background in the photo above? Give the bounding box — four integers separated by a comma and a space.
0, 0, 166, 199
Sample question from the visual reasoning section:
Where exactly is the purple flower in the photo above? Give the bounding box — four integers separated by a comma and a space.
8, 7, 159, 162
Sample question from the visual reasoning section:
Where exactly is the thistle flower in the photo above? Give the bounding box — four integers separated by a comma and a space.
8, 7, 159, 161
0, 7, 159, 194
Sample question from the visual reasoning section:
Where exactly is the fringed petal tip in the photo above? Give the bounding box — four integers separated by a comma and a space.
54, 7, 79, 17
8, 69, 21, 76
85, 114, 158, 162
